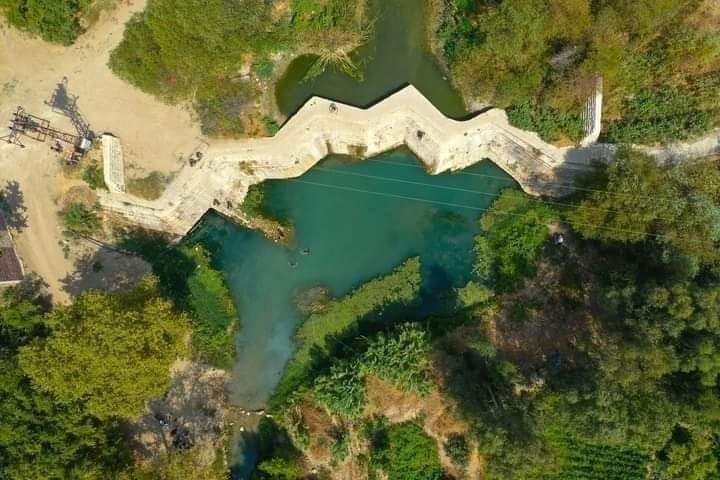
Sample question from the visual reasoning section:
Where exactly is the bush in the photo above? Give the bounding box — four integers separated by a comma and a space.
275, 257, 422, 402
444, 433, 470, 468
182, 245, 239, 369
82, 162, 105, 190
473, 190, 555, 290
1, 0, 91, 44
373, 422, 443, 480
60, 202, 100, 235
507, 101, 584, 143
313, 360, 366, 417
360, 323, 431, 394
605, 88, 716, 144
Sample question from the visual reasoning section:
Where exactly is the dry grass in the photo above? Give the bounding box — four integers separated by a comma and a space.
686, 0, 720, 31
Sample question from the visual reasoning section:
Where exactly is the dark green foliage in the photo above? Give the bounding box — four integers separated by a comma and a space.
444, 433, 470, 468
507, 101, 584, 142
569, 148, 720, 265
240, 183, 271, 219
0, 0, 92, 44
545, 437, 648, 480
82, 162, 105, 190
118, 231, 239, 369
276, 257, 421, 402
312, 323, 432, 417
605, 88, 716, 144
473, 189, 556, 290
0, 282, 130, 479
182, 245, 239, 369
437, 0, 720, 143
371, 422, 443, 480
60, 202, 100, 236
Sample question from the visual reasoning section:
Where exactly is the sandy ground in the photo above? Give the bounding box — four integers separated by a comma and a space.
0, 0, 203, 301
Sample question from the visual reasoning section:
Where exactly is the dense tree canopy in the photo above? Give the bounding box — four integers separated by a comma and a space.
0, 0, 94, 44
436, 0, 720, 143
19, 277, 189, 419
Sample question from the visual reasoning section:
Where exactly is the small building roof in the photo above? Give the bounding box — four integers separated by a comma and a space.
0, 213, 24, 285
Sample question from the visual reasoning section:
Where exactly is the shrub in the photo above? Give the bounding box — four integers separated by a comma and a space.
360, 323, 431, 394
473, 190, 555, 290
182, 245, 239, 369
82, 162, 105, 190
373, 422, 443, 480
127, 172, 166, 200
1, 0, 90, 44
60, 202, 100, 235
313, 360, 366, 417
507, 101, 584, 143
444, 433, 470, 468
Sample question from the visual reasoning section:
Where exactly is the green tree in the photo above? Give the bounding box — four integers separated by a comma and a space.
569, 149, 720, 265
19, 276, 189, 419
0, 0, 92, 44
473, 189, 555, 290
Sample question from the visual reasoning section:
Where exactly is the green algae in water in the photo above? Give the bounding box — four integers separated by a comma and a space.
275, 0, 467, 118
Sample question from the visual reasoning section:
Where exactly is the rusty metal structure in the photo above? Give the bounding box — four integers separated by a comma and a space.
2, 106, 92, 164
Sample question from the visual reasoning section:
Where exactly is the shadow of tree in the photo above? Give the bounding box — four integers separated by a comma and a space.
60, 246, 151, 297
0, 180, 28, 231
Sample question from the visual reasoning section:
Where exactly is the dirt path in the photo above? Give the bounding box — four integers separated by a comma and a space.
0, 0, 202, 301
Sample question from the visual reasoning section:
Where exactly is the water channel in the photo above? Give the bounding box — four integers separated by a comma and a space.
190, 0, 518, 476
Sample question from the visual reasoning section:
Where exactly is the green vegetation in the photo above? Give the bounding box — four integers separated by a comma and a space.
265, 151, 720, 478
546, 438, 648, 480
312, 323, 431, 417
275, 257, 421, 402
109, 0, 371, 136
0, 277, 200, 479
473, 189, 555, 290
119, 231, 240, 370
443, 433, 470, 468
183, 246, 239, 369
372, 422, 443, 480
18, 276, 189, 419
60, 202, 101, 236
435, 0, 720, 143
0, 0, 95, 44
127, 171, 166, 200
82, 161, 106, 190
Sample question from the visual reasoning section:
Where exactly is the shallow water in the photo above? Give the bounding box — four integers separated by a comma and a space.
275, 0, 467, 118
191, 151, 516, 477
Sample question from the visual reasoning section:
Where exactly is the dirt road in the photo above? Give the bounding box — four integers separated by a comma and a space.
0, 1, 202, 301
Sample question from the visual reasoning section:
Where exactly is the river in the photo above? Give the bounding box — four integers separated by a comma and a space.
189, 0, 517, 477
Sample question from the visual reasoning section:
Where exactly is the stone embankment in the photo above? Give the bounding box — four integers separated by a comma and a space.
99, 85, 718, 237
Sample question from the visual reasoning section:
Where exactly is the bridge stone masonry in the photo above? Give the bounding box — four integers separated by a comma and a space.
98, 85, 716, 238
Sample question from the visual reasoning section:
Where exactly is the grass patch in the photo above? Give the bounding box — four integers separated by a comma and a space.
127, 172, 166, 200
370, 422, 443, 480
